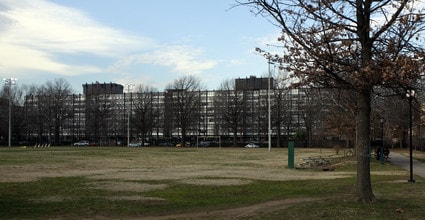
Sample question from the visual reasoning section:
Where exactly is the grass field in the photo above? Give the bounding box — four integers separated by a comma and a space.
0, 146, 424, 219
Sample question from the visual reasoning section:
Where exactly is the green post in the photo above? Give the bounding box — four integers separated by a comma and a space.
288, 141, 294, 168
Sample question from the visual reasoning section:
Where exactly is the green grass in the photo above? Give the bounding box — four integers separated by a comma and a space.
0, 176, 351, 219
0, 147, 424, 219
261, 180, 425, 220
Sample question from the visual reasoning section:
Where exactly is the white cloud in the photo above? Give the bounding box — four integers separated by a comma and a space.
109, 45, 218, 75
142, 45, 218, 75
0, 0, 154, 76
0, 43, 103, 76
249, 32, 283, 55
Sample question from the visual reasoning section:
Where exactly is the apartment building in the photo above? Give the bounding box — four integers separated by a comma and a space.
23, 78, 311, 146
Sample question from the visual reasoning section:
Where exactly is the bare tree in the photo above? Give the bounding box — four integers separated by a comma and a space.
371, 92, 417, 149
270, 75, 294, 147
0, 83, 25, 145
132, 85, 159, 146
25, 86, 48, 143
238, 0, 425, 202
166, 76, 203, 146
22, 79, 73, 145
42, 78, 73, 145
13, 85, 31, 144
297, 87, 328, 148
85, 92, 115, 145
215, 79, 245, 147
323, 89, 357, 149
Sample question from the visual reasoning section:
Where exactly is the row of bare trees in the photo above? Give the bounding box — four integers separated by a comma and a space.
1, 76, 421, 147
0, 76, 421, 149
0, 78, 73, 145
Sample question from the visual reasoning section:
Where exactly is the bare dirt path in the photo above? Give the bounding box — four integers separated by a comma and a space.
136, 197, 323, 220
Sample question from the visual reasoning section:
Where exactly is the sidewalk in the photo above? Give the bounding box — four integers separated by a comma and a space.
389, 152, 425, 179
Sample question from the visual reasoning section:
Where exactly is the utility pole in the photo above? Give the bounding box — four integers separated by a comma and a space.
3, 78, 17, 147
126, 84, 134, 147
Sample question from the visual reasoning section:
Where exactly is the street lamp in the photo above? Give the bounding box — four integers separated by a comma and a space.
268, 58, 272, 152
126, 84, 134, 147
255, 47, 272, 152
406, 89, 415, 183
380, 118, 384, 164
3, 78, 17, 147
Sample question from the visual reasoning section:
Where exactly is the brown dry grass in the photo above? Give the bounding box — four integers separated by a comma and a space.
0, 147, 351, 186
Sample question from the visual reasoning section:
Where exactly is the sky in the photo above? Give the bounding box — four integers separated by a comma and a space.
0, 0, 281, 93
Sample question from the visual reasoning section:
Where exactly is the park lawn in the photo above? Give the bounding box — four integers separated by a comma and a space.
0, 147, 423, 219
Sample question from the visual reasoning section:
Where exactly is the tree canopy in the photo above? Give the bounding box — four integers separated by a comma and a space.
237, 0, 425, 202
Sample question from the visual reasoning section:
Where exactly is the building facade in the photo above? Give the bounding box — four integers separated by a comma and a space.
23, 79, 313, 147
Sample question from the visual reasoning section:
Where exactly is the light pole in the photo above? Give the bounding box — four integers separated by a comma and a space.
255, 47, 273, 151
380, 118, 384, 164
406, 89, 415, 183
126, 84, 134, 147
3, 78, 17, 147
268, 58, 272, 152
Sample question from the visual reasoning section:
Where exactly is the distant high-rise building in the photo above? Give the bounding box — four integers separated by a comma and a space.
235, 76, 273, 90
83, 82, 124, 95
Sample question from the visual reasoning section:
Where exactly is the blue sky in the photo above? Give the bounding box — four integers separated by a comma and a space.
0, 0, 281, 93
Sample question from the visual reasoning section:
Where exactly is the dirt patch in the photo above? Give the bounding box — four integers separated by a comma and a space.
106, 196, 166, 202
35, 195, 167, 203
90, 181, 168, 192
179, 178, 253, 186
33, 196, 68, 203
142, 197, 323, 220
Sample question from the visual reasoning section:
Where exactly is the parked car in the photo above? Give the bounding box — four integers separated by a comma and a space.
245, 143, 259, 148
129, 142, 149, 147
199, 141, 210, 147
159, 142, 172, 147
73, 141, 89, 146
129, 142, 141, 147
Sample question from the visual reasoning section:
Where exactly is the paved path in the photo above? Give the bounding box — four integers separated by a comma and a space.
389, 152, 425, 179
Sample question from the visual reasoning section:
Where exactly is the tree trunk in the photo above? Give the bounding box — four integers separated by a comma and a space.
181, 127, 186, 146
356, 91, 376, 202
55, 123, 60, 145
233, 128, 237, 147
277, 125, 281, 148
